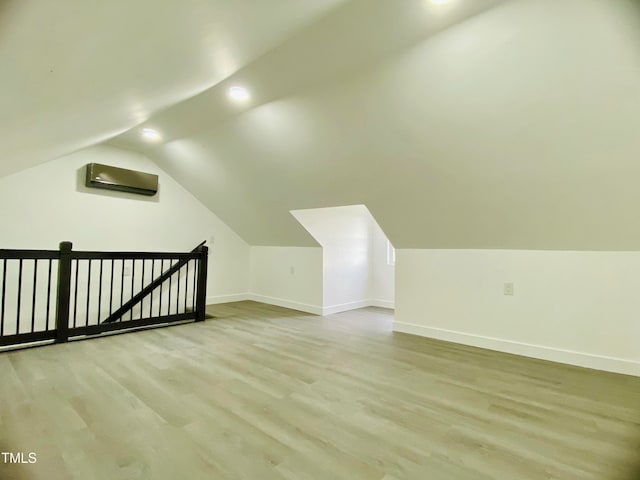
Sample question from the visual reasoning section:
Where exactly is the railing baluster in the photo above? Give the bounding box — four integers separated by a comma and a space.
158, 258, 165, 316
16, 259, 23, 334
31, 259, 38, 333
168, 260, 173, 315
73, 260, 79, 328
1, 259, 6, 336
119, 259, 125, 322
176, 264, 181, 314
192, 259, 197, 312
141, 259, 146, 319
131, 259, 135, 321
150, 260, 155, 317
97, 259, 103, 324
185, 261, 189, 313
109, 259, 114, 316
46, 259, 53, 330
85, 260, 92, 327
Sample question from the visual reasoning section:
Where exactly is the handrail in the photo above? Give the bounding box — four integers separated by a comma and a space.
71, 251, 197, 260
0, 249, 60, 260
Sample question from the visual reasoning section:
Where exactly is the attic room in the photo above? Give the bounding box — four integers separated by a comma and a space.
1, 0, 640, 479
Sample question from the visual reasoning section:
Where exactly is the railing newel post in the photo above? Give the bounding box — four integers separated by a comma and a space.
55, 241, 73, 343
195, 245, 208, 322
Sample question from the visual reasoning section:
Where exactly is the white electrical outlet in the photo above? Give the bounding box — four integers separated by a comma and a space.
504, 282, 514, 296
123, 266, 132, 277
290, 266, 295, 275
209, 235, 215, 245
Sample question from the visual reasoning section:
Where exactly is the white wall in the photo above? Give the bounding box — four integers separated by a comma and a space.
292, 205, 370, 312
249, 246, 323, 314
369, 218, 395, 308
0, 145, 250, 306
290, 205, 394, 314
395, 249, 640, 376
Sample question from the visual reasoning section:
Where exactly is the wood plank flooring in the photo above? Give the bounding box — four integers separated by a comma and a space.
1, 301, 639, 480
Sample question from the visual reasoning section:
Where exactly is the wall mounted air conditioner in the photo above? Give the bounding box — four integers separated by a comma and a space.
85, 163, 158, 196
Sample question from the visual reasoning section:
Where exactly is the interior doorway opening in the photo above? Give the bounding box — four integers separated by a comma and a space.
291, 205, 394, 315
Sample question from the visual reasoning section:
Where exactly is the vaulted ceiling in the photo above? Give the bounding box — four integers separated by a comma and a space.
0, 0, 345, 176
4, 0, 640, 249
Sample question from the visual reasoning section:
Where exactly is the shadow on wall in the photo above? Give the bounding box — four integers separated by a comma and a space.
75, 166, 160, 203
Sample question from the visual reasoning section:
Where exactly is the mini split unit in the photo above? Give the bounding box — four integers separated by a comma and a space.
85, 163, 158, 196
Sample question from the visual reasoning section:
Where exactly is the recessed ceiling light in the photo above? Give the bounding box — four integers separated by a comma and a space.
141, 128, 161, 142
228, 86, 251, 102
430, 0, 450, 4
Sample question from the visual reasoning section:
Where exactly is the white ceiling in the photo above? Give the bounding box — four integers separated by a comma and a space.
0, 0, 345, 176
111, 0, 509, 246
5, 0, 640, 249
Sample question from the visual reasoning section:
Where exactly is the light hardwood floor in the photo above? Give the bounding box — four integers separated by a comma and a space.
1, 301, 639, 480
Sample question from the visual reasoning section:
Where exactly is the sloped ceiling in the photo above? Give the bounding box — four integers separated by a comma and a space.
5, 0, 640, 249
111, 0, 510, 247
0, 0, 345, 177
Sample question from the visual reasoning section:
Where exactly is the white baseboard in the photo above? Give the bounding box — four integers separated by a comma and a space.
247, 293, 322, 315
393, 322, 640, 377
206, 293, 395, 316
369, 299, 395, 309
323, 299, 395, 315
323, 300, 370, 315
206, 293, 249, 305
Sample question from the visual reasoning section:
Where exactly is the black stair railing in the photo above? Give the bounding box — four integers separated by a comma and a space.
0, 241, 209, 349
101, 241, 206, 324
